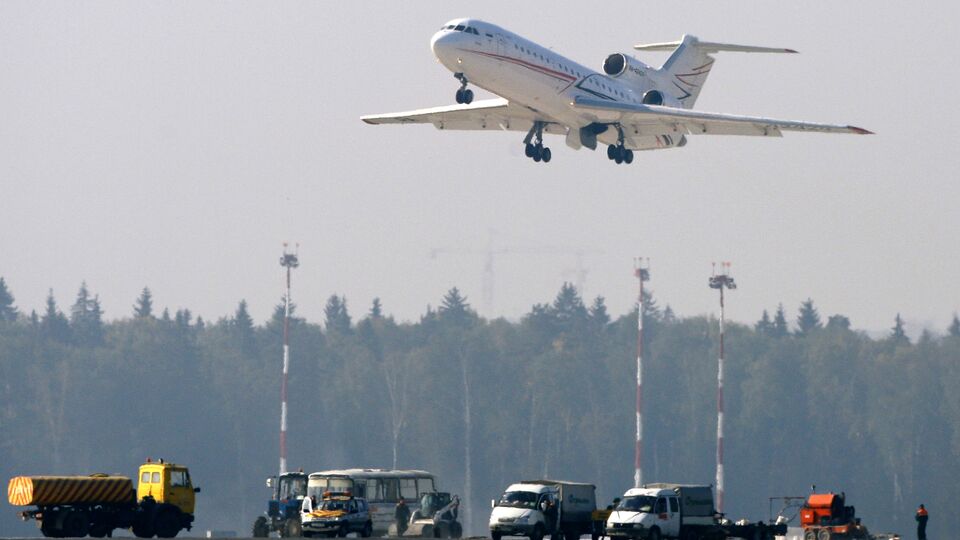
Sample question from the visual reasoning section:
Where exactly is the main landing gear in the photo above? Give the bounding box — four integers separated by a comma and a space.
607, 125, 634, 164
454, 72, 474, 104
523, 121, 551, 163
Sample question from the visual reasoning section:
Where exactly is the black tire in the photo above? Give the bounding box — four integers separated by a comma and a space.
607, 145, 616, 160
531, 524, 545, 540
463, 90, 474, 104
154, 509, 181, 539
455, 89, 464, 104
450, 522, 462, 539
61, 509, 90, 538
40, 518, 63, 538
361, 522, 373, 538
132, 519, 155, 539
624, 149, 634, 164
803, 531, 817, 540
284, 518, 303, 538
337, 523, 348, 538
492, 532, 503, 540
817, 530, 831, 540
253, 517, 270, 538
648, 527, 661, 540
525, 143, 535, 157
542, 147, 552, 163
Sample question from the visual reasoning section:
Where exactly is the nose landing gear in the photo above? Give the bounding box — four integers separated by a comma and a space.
606, 125, 634, 164
523, 122, 552, 163
453, 72, 474, 104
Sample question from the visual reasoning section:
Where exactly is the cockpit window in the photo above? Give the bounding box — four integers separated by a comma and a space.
446, 25, 455, 30
454, 25, 465, 31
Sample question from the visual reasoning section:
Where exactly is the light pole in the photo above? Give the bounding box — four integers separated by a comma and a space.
708, 262, 735, 514
633, 257, 650, 488
279, 243, 299, 476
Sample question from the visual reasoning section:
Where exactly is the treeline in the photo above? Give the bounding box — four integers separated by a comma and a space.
0, 277, 958, 539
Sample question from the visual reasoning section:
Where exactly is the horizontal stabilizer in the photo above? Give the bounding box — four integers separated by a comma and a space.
634, 37, 797, 54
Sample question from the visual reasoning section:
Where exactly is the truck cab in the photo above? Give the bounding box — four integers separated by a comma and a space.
137, 460, 199, 515
605, 487, 680, 540
489, 483, 559, 540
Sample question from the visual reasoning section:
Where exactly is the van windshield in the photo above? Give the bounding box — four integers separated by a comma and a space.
617, 496, 656, 513
498, 491, 538, 509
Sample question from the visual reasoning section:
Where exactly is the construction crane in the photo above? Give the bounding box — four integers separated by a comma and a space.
429, 230, 602, 316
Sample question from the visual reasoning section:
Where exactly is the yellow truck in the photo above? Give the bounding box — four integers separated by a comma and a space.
8, 459, 199, 538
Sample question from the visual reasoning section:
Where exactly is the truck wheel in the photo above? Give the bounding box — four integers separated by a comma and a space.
803, 531, 816, 540
132, 520, 155, 539
361, 522, 373, 538
89, 521, 112, 538
253, 517, 270, 538
816, 530, 831, 540
492, 532, 502, 540
61, 509, 90, 538
154, 509, 181, 538
40, 518, 63, 538
647, 528, 660, 540
531, 524, 545, 540
284, 518, 303, 537
337, 523, 348, 537
450, 522, 462, 539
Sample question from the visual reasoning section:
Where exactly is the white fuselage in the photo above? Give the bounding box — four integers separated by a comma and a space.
431, 19, 651, 133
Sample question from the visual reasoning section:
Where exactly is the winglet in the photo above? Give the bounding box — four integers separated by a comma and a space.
847, 126, 874, 135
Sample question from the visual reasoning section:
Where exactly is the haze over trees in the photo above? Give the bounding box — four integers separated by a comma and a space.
0, 278, 957, 539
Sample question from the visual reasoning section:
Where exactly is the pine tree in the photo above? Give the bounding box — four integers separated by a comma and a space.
755, 309, 773, 335
890, 313, 909, 345
553, 282, 588, 324
796, 298, 822, 336
0, 277, 18, 322
662, 305, 676, 323
589, 296, 610, 326
772, 304, 789, 338
438, 287, 474, 326
324, 295, 352, 333
234, 300, 254, 337
949, 313, 960, 338
369, 298, 383, 319
134, 287, 154, 318
41, 289, 71, 343
71, 282, 104, 346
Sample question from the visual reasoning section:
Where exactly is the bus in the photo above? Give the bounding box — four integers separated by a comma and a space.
306, 469, 437, 535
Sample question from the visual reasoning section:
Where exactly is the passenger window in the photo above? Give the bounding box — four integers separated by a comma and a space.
152, 472, 160, 484
170, 470, 187, 487
399, 478, 417, 500
655, 498, 666, 514
141, 472, 150, 484
669, 498, 679, 513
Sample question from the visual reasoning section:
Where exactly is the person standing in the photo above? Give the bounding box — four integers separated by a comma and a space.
395, 498, 411, 537
915, 504, 928, 540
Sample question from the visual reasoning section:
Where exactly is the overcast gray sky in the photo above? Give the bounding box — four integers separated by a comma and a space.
2, 1, 957, 334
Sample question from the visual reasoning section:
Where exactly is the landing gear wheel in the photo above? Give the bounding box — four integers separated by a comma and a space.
253, 517, 270, 538
624, 149, 634, 164
462, 89, 474, 104
455, 89, 464, 104
532, 143, 543, 162
541, 147, 552, 162
525, 143, 535, 158
607, 145, 617, 160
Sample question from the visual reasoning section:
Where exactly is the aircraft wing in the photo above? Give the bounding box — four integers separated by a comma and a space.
361, 98, 566, 134
571, 96, 873, 137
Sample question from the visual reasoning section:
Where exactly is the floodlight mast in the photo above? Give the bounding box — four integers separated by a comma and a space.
633, 257, 650, 489
708, 262, 736, 513
279, 243, 299, 477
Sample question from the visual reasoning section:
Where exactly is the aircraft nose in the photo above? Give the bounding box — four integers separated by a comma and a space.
430, 30, 458, 62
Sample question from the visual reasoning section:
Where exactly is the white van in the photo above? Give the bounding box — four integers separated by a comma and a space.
605, 484, 713, 540
489, 480, 596, 540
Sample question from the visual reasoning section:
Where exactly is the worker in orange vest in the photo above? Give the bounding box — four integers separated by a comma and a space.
915, 504, 928, 540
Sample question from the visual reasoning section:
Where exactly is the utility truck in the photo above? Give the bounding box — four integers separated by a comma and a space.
489, 480, 599, 540
8, 459, 198, 538
605, 483, 784, 540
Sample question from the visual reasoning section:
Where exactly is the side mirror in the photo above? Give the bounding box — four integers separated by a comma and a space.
194, 487, 201, 493
266, 477, 275, 489
490, 499, 496, 509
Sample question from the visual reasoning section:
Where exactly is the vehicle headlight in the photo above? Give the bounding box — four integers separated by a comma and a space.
515, 514, 530, 524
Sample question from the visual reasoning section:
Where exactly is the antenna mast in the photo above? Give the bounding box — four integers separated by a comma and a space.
708, 262, 736, 513
279, 243, 299, 476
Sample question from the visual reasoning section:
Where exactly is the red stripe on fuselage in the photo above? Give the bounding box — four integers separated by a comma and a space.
462, 49, 578, 83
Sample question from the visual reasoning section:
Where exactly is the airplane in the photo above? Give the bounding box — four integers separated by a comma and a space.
361, 18, 872, 164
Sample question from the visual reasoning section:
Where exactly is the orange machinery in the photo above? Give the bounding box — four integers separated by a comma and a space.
799, 492, 869, 540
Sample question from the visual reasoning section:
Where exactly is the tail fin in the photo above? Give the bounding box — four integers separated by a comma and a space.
634, 35, 797, 108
